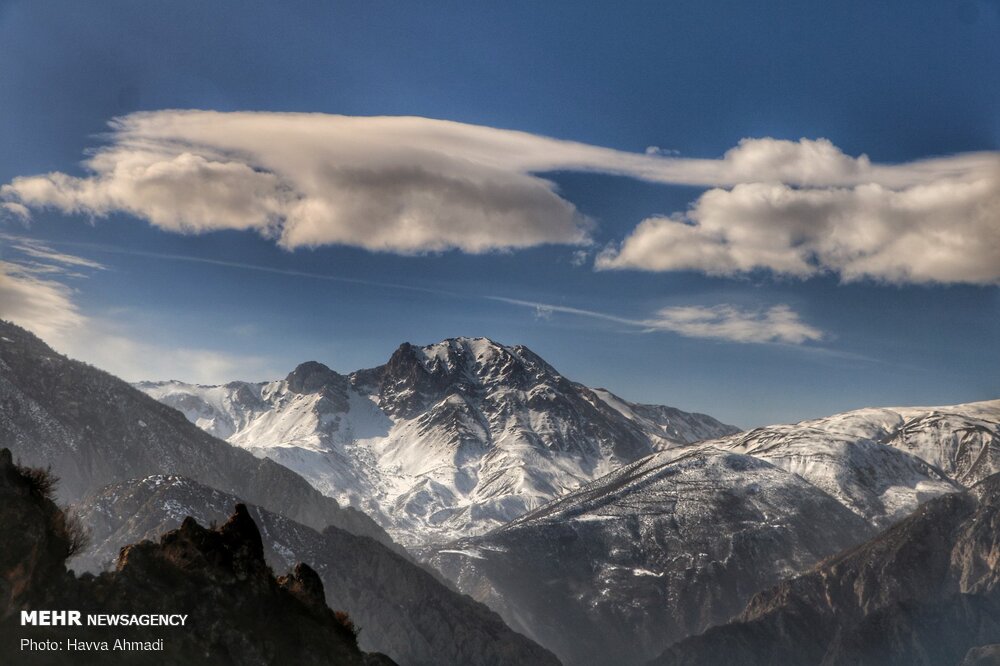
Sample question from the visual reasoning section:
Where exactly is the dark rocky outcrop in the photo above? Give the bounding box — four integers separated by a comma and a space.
285, 361, 351, 412
71, 475, 562, 666
654, 473, 1000, 666
0, 448, 394, 665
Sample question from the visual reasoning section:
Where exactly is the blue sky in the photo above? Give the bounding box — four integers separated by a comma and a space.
0, 0, 997, 426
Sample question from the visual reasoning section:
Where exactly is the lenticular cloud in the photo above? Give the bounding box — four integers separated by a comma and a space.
1, 112, 595, 254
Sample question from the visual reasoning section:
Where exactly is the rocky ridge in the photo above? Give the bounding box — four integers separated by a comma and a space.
0, 447, 393, 665
427, 399, 1000, 665
427, 447, 874, 665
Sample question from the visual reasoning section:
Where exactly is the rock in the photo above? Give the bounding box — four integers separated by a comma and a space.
0, 448, 392, 665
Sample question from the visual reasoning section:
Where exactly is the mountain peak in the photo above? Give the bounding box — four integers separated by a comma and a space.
414, 337, 518, 372
284, 361, 348, 395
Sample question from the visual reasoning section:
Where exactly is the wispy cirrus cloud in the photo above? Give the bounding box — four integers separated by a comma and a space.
6, 239, 822, 346
0, 259, 86, 342
491, 296, 824, 345
2, 111, 997, 284
0, 238, 276, 383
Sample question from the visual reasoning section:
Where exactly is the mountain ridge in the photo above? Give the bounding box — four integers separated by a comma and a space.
140, 336, 739, 545
427, 446, 875, 665
426, 397, 1000, 665
653, 469, 1000, 665
0, 319, 400, 555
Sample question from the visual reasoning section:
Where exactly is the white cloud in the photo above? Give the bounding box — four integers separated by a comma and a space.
0, 260, 86, 342
0, 242, 274, 383
2, 111, 996, 273
645, 304, 824, 344
596, 170, 1000, 284
490, 296, 823, 345
2, 112, 597, 254
3, 236, 108, 271
1, 202, 30, 220
77, 330, 276, 384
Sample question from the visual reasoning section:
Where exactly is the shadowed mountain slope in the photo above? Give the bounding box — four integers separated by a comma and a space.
655, 471, 1000, 666
0, 319, 397, 553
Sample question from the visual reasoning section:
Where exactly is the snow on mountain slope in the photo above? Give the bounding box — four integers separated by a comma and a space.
140, 363, 392, 514
427, 447, 874, 666
654, 469, 1000, 666
424, 399, 1000, 665
880, 400, 1000, 486
662, 400, 1000, 527
590, 388, 741, 445
139, 337, 739, 546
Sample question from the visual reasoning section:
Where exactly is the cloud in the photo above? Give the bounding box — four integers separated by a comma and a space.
532, 304, 554, 320
2, 111, 996, 271
490, 296, 823, 345
1, 202, 30, 220
0, 241, 274, 383
569, 249, 590, 267
2, 112, 597, 254
596, 170, 1000, 284
0, 260, 85, 342
645, 304, 824, 344
78, 331, 276, 384
3, 235, 107, 271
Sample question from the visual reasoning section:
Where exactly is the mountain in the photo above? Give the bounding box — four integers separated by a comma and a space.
426, 447, 874, 666
880, 404, 1000, 486
0, 319, 398, 553
140, 337, 738, 545
70, 474, 560, 666
655, 471, 1000, 666
425, 399, 1000, 665
661, 401, 1000, 528
0, 448, 394, 666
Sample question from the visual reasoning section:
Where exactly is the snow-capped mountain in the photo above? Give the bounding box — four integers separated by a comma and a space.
880, 404, 1000, 486
139, 337, 738, 545
425, 399, 1000, 665
428, 447, 874, 666
663, 400, 1000, 527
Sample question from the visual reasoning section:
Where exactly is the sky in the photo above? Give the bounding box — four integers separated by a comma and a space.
0, 0, 997, 427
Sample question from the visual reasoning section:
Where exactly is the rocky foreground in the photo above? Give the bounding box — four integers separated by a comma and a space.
0, 447, 394, 665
